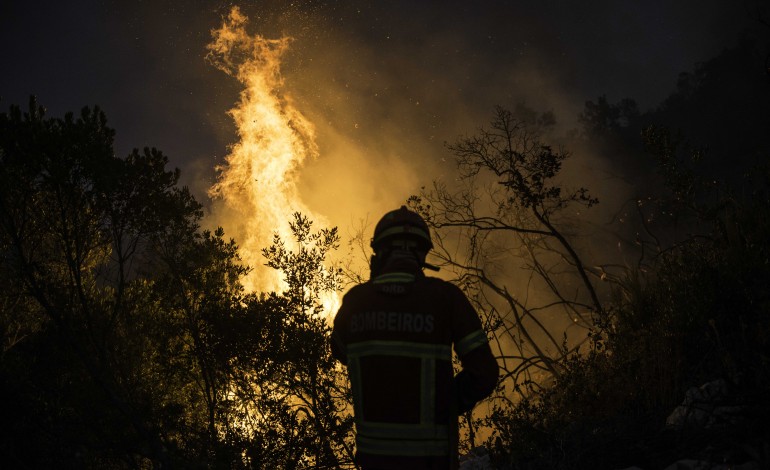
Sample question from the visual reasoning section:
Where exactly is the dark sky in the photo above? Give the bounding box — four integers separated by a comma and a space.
0, 0, 764, 234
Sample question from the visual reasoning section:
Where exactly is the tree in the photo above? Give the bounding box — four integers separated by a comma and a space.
475, 48, 770, 463
0, 98, 361, 469
407, 106, 605, 452
205, 213, 356, 469
411, 106, 602, 380
485, 128, 770, 470
259, 213, 356, 468
0, 98, 222, 467
579, 95, 640, 142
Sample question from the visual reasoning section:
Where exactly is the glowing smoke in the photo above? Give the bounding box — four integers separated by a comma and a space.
206, 7, 322, 293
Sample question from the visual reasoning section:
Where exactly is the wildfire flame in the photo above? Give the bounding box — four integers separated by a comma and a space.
206, 7, 324, 295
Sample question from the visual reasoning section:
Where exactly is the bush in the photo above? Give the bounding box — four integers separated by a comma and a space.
486, 163, 770, 469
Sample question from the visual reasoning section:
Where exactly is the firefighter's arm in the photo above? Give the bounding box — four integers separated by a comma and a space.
455, 333, 498, 414
330, 328, 347, 364
449, 285, 499, 413
330, 302, 348, 364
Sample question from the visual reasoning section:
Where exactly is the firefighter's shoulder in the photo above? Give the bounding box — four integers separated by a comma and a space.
420, 276, 467, 299
340, 281, 374, 302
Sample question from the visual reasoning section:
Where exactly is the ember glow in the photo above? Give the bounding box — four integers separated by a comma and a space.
206, 7, 326, 295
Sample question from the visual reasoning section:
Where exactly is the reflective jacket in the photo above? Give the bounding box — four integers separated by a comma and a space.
331, 270, 498, 469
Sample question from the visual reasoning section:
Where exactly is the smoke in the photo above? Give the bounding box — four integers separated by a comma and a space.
263, 9, 580, 206
201, 4, 637, 295
200, 1, 758, 304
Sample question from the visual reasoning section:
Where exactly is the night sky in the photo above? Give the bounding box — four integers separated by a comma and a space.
1, 0, 765, 242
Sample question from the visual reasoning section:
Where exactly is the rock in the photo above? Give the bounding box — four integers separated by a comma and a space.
661, 458, 761, 470
459, 446, 493, 470
665, 379, 745, 430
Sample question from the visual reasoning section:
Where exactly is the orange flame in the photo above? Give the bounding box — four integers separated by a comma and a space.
206, 7, 321, 294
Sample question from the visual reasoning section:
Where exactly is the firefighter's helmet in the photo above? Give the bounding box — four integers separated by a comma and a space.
371, 206, 433, 252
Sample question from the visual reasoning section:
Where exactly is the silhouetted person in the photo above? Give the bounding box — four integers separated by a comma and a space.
331, 206, 498, 470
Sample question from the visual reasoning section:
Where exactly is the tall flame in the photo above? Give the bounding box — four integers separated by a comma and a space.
206, 7, 321, 293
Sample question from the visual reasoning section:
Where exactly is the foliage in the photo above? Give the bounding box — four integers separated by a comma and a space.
406, 72, 769, 464
486, 182, 770, 468
409, 106, 603, 407
482, 122, 770, 469
407, 106, 614, 455
0, 99, 354, 469
0, 97, 205, 467
579, 38, 770, 186
579, 95, 640, 142
236, 213, 355, 469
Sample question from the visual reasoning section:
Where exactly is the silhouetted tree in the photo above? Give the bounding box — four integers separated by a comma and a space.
258, 213, 355, 468
407, 106, 605, 454
0, 98, 360, 469
479, 38, 770, 466
0, 98, 207, 466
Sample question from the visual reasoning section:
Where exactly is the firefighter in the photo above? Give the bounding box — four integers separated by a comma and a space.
331, 206, 499, 469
